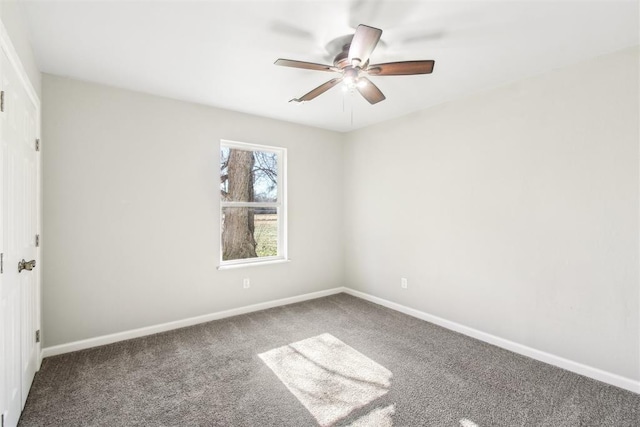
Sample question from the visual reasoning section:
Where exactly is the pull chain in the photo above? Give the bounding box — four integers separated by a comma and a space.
343, 88, 355, 127
350, 89, 355, 126
342, 90, 345, 112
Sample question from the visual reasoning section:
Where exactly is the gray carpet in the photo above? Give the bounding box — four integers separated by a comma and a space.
19, 293, 640, 426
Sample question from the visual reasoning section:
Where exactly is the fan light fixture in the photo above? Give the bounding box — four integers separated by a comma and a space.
341, 77, 366, 92
275, 24, 435, 105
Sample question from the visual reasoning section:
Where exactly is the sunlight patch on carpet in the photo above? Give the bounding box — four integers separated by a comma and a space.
259, 333, 392, 426
347, 404, 395, 427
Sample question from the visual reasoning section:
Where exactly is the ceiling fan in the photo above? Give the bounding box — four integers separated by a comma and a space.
275, 24, 435, 105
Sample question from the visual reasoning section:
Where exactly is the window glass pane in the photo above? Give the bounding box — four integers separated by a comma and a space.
254, 208, 278, 257
220, 147, 278, 202
222, 207, 278, 261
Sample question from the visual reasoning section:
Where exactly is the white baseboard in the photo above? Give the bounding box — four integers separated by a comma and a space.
41, 287, 345, 358
41, 285, 639, 395
342, 288, 640, 394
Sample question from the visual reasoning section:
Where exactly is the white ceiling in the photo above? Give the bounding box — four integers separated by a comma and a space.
22, 0, 639, 132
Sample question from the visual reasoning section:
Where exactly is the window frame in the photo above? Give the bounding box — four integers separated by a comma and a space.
218, 139, 287, 268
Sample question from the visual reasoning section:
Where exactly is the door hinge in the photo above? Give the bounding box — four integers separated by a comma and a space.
1, 412, 4, 427
0, 253, 3, 274
1, 90, 4, 112
35, 138, 40, 152
35, 234, 40, 247
35, 330, 40, 343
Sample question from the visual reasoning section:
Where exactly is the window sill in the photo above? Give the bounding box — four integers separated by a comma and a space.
217, 259, 291, 270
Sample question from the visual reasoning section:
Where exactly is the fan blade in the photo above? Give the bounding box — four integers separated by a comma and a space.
290, 78, 343, 102
348, 24, 382, 66
367, 60, 435, 76
275, 59, 337, 72
357, 77, 385, 104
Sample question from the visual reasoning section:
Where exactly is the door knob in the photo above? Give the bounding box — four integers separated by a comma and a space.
18, 259, 36, 273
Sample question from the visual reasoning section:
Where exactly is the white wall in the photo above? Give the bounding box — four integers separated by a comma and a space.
42, 46, 639, 385
343, 47, 639, 381
41, 74, 344, 347
0, 0, 40, 96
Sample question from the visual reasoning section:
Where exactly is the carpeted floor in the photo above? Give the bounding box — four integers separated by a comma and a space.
19, 293, 640, 426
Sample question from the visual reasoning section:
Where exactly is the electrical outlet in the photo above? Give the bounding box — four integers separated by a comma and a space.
401, 278, 408, 289
243, 278, 250, 289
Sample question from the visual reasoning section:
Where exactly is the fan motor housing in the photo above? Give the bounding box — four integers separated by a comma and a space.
333, 44, 351, 69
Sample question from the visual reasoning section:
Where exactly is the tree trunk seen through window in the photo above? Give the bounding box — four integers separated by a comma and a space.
222, 149, 257, 260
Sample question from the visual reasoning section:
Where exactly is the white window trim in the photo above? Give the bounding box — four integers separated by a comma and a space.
218, 139, 288, 268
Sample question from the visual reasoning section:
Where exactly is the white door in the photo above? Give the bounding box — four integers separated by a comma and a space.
0, 45, 39, 427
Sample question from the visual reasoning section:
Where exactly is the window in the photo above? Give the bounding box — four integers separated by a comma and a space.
219, 140, 286, 267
